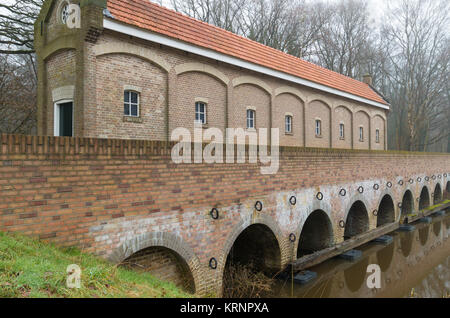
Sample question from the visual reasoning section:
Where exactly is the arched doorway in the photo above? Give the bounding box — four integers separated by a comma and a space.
121, 246, 196, 294
297, 210, 334, 257
433, 183, 442, 204
377, 195, 395, 227
344, 201, 369, 240
418, 187, 430, 211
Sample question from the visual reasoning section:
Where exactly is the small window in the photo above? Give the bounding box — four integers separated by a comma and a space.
315, 119, 322, 136
195, 102, 207, 124
359, 127, 364, 141
376, 129, 380, 143
124, 90, 139, 117
339, 123, 345, 139
285, 115, 292, 134
247, 109, 255, 129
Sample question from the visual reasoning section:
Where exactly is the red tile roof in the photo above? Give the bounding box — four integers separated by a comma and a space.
106, 0, 388, 106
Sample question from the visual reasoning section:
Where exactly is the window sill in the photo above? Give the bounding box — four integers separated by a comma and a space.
246, 127, 256, 132
194, 122, 208, 129
339, 137, 345, 140
123, 116, 143, 123
315, 134, 322, 138
285, 132, 294, 136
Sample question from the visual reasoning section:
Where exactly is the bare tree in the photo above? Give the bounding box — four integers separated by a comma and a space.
382, 0, 449, 151
0, 0, 43, 54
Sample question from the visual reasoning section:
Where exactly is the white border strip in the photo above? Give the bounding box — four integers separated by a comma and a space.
103, 19, 390, 110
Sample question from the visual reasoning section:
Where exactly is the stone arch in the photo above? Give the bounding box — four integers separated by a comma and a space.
344, 198, 370, 239
274, 86, 306, 103
306, 94, 334, 109
354, 110, 370, 149
400, 188, 414, 222
232, 76, 272, 95
433, 182, 443, 204
333, 105, 353, 148
93, 42, 171, 72
306, 98, 332, 148
418, 186, 431, 211
296, 209, 334, 257
108, 232, 201, 294
445, 181, 450, 200
371, 114, 386, 149
175, 62, 229, 85
274, 91, 305, 147
376, 194, 396, 227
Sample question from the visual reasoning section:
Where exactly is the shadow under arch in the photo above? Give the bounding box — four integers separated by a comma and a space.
433, 183, 443, 204
433, 221, 442, 237
418, 186, 431, 211
108, 231, 200, 294
400, 189, 414, 222
344, 200, 369, 240
344, 257, 370, 293
377, 194, 395, 227
376, 243, 395, 272
297, 209, 334, 258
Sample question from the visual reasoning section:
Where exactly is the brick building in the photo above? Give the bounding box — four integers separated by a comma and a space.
35, 0, 390, 150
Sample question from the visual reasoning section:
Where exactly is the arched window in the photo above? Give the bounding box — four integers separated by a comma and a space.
195, 101, 207, 124
124, 90, 139, 117
285, 115, 292, 134
247, 109, 255, 129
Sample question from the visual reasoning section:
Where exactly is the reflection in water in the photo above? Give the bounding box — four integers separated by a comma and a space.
418, 227, 429, 246
344, 258, 369, 292
400, 231, 414, 257
270, 215, 449, 298
376, 243, 394, 272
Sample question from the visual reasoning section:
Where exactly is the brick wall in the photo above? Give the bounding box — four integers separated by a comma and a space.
1, 134, 449, 294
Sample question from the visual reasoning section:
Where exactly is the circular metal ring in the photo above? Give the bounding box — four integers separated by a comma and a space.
398, 202, 402, 208
209, 258, 217, 270
432, 175, 436, 180
316, 192, 323, 201
339, 189, 346, 196
416, 197, 419, 202
289, 196, 296, 205
431, 192, 434, 197
425, 176, 430, 181
358, 186, 364, 194
373, 210, 378, 216
417, 177, 422, 182
398, 180, 404, 185
289, 233, 296, 242
255, 201, 263, 211
409, 179, 414, 184
339, 220, 346, 228
387, 182, 392, 188
444, 173, 447, 178
210, 208, 219, 220
438, 175, 441, 179
373, 184, 379, 190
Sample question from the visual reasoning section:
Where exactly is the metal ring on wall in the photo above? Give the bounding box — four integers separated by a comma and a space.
289, 196, 296, 205
432, 175, 436, 180
387, 182, 392, 188
289, 233, 296, 242
339, 189, 346, 196
409, 179, 414, 184
398, 202, 402, 208
438, 175, 441, 179
373, 210, 378, 216
316, 192, 324, 201
373, 184, 379, 190
255, 201, 263, 211
425, 176, 430, 181
210, 208, 219, 220
444, 173, 447, 178
431, 192, 434, 197
398, 180, 404, 185
339, 220, 346, 228
417, 177, 422, 182
209, 258, 217, 269
358, 186, 364, 194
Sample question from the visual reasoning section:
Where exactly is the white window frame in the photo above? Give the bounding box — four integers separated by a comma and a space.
285, 115, 292, 134
124, 90, 140, 117
247, 109, 255, 129
359, 126, 364, 141
315, 119, 322, 136
54, 99, 74, 137
339, 123, 345, 139
195, 101, 207, 125
375, 129, 380, 143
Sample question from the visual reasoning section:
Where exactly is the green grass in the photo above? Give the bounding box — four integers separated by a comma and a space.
0, 232, 192, 298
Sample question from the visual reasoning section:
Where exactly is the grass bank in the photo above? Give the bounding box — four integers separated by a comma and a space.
0, 232, 191, 298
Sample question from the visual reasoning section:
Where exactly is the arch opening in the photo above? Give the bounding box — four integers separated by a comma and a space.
419, 187, 430, 211
433, 183, 443, 204
120, 246, 195, 294
377, 195, 395, 227
401, 190, 414, 221
344, 201, 369, 240
297, 210, 334, 258
445, 181, 450, 200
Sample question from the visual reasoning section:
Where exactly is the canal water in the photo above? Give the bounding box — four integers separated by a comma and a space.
271, 214, 450, 298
